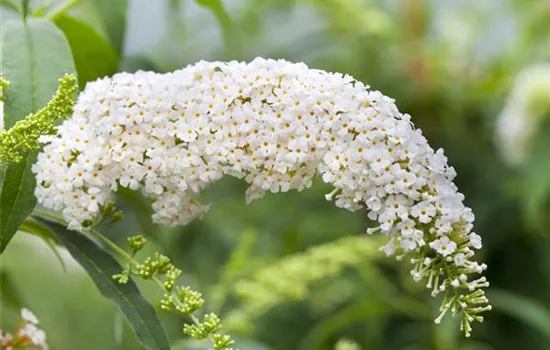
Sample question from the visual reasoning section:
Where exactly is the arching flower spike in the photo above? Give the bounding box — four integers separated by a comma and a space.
33, 58, 490, 336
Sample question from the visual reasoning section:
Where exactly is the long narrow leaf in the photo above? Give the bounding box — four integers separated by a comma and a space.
54, 15, 119, 87
489, 289, 550, 345
41, 219, 170, 350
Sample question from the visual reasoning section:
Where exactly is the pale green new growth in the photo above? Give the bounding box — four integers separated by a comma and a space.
228, 235, 380, 325
308, 0, 390, 36
0, 77, 8, 101
335, 338, 361, 350
114, 235, 235, 350
0, 74, 78, 164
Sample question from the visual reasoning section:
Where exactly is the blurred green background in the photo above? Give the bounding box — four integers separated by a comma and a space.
1, 0, 550, 349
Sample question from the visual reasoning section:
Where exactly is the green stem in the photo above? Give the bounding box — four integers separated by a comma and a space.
195, 0, 239, 58
149, 276, 213, 343
88, 228, 218, 345
45, 0, 81, 20
88, 228, 134, 262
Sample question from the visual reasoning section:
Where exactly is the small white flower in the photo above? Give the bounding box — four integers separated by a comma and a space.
411, 200, 436, 224
21, 308, 39, 324
454, 253, 466, 266
380, 239, 396, 256
429, 236, 457, 257
451, 279, 460, 288
0, 330, 13, 345
469, 233, 482, 249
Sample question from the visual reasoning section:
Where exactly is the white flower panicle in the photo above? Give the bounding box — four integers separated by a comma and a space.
0, 308, 48, 349
33, 58, 490, 335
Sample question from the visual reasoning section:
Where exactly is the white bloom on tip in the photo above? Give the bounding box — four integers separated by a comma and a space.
18, 323, 48, 350
495, 63, 550, 167
21, 308, 39, 324
469, 233, 482, 249
429, 236, 457, 257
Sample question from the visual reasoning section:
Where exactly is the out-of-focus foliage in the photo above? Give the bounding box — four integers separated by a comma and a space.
1, 0, 550, 349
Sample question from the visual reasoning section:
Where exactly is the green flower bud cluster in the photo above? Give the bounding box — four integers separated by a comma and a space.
183, 313, 218, 338
113, 235, 235, 350
0, 74, 78, 164
161, 286, 204, 314
128, 235, 146, 253
182, 313, 235, 349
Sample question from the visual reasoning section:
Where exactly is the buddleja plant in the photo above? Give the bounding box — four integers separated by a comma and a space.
0, 1, 490, 349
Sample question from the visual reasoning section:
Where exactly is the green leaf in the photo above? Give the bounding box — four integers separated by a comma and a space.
0, 0, 21, 13
523, 121, 550, 232
89, 0, 128, 53
2, 18, 76, 128
21, 0, 30, 17
19, 216, 61, 245
489, 289, 550, 345
20, 216, 66, 270
300, 299, 386, 350
195, 0, 238, 57
41, 219, 171, 350
0, 269, 24, 310
0, 18, 75, 254
0, 152, 37, 253
54, 15, 119, 87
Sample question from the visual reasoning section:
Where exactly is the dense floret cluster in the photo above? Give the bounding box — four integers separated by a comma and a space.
33, 58, 490, 334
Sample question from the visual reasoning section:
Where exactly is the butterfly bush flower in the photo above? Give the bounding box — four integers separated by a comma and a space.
0, 308, 48, 349
496, 63, 550, 166
33, 58, 490, 335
